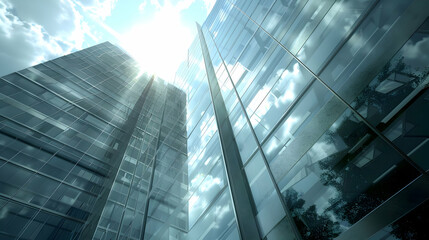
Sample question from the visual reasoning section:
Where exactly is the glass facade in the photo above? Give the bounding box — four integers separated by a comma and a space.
1, 0, 429, 239
173, 0, 429, 239
0, 42, 188, 240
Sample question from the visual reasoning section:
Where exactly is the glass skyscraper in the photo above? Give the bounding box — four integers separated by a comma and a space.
1, 0, 429, 239
173, 0, 429, 239
0, 42, 188, 239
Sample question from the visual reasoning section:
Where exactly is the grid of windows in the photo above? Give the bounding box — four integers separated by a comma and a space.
93, 79, 188, 240
186, 0, 429, 239
1, 0, 428, 239
0, 42, 148, 239
0, 42, 189, 240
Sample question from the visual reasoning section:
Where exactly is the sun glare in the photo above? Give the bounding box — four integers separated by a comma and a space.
120, 3, 193, 83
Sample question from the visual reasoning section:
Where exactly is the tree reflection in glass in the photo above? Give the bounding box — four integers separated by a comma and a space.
282, 109, 419, 239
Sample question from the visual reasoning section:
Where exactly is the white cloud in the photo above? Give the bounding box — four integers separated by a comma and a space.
0, 0, 97, 76
150, 0, 163, 9
401, 37, 429, 68
203, 0, 216, 14
138, 1, 148, 11
176, 0, 197, 11
148, 0, 216, 13
200, 175, 222, 192
74, 0, 118, 20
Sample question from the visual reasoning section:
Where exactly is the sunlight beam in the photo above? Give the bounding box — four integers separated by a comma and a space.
120, 2, 193, 82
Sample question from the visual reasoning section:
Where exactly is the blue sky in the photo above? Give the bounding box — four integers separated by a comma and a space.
0, 0, 216, 80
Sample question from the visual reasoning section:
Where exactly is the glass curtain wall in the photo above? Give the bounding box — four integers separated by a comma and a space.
162, 36, 241, 240
1, 0, 428, 238
93, 78, 188, 240
0, 42, 151, 239
183, 0, 429, 239
0, 42, 191, 240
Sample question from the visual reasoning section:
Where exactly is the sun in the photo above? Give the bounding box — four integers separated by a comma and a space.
120, 4, 193, 83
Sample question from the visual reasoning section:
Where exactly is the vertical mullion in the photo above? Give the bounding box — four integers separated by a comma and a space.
140, 85, 168, 240
197, 23, 261, 240
80, 76, 156, 239
204, 23, 303, 240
